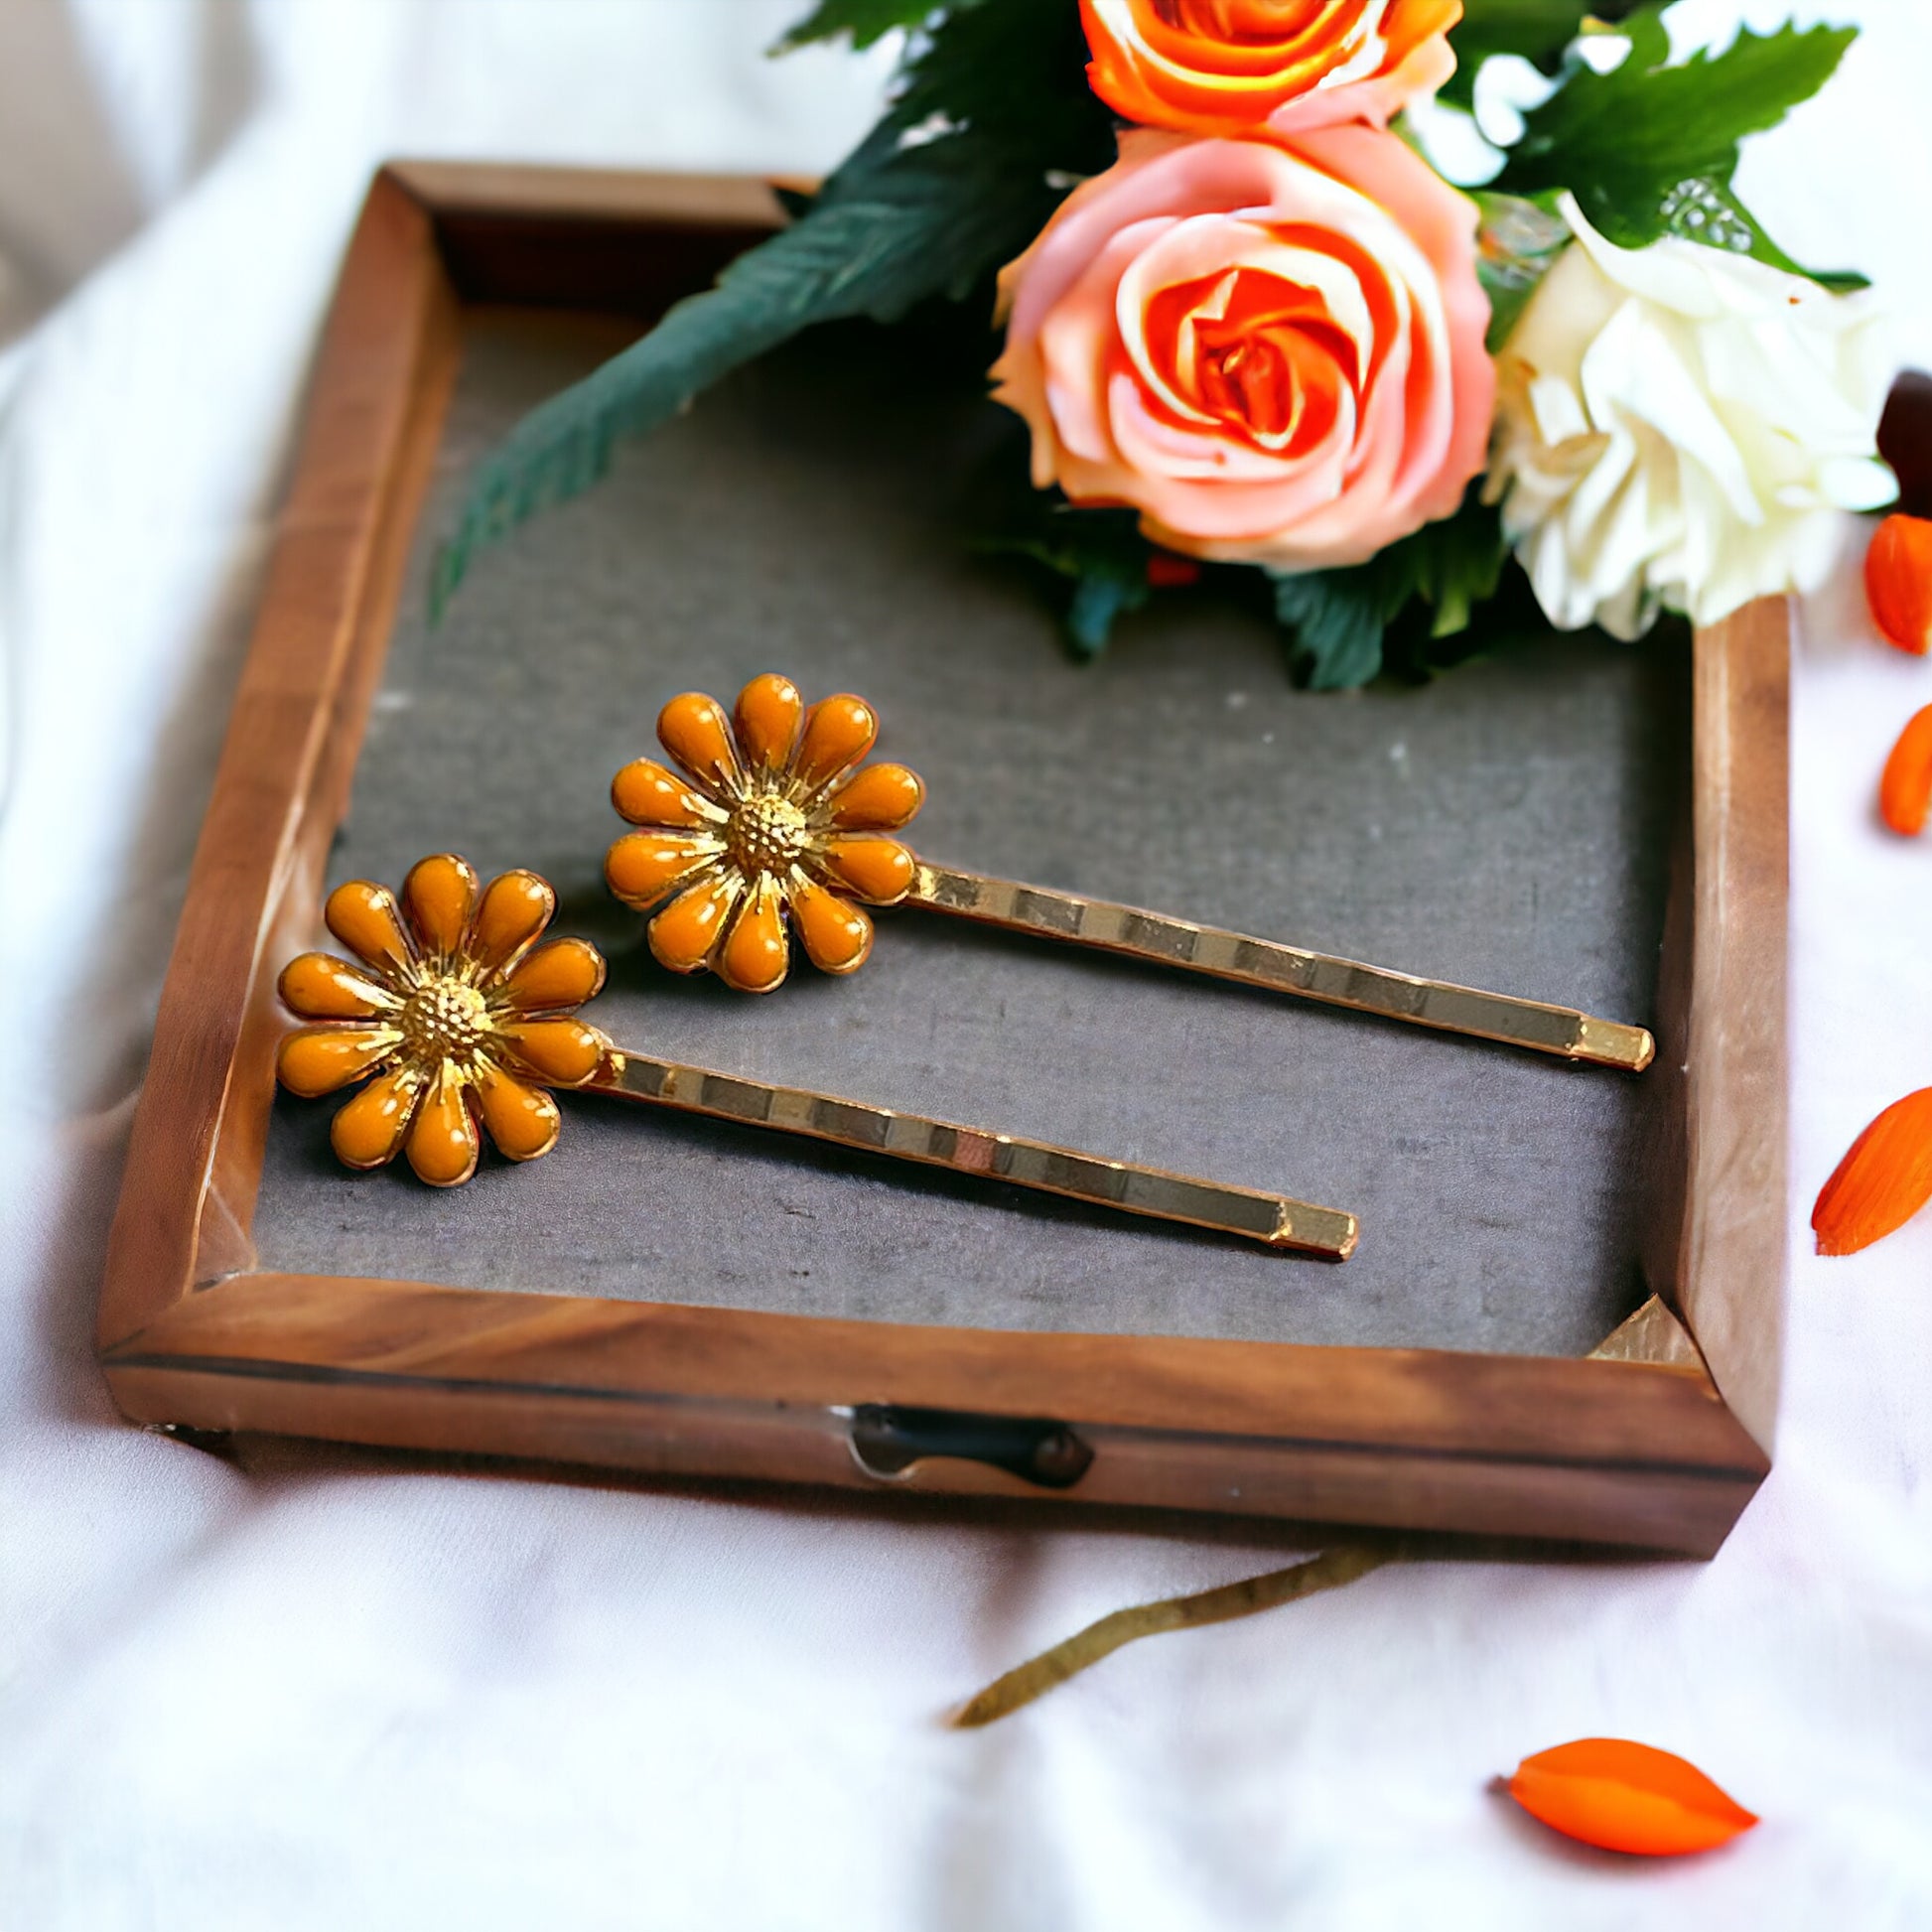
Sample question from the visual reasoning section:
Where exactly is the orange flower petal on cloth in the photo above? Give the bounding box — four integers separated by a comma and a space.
407, 1064, 481, 1186
330, 1063, 425, 1170
648, 871, 744, 972
476, 1062, 562, 1163
1812, 1087, 1932, 1256
505, 937, 608, 1013
718, 877, 791, 994
607, 832, 723, 910
817, 835, 915, 905
1879, 704, 1932, 835
401, 853, 481, 961
324, 881, 413, 976
277, 1025, 402, 1098
657, 691, 742, 788
277, 952, 396, 1022
469, 869, 556, 972
734, 672, 805, 774
825, 761, 924, 832
611, 757, 724, 830
499, 1018, 608, 1087
787, 874, 874, 975
1506, 1738, 1758, 1857
1865, 512, 1932, 654
794, 695, 879, 790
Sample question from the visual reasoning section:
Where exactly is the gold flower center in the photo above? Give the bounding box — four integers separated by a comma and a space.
727, 792, 809, 877
398, 976, 492, 1066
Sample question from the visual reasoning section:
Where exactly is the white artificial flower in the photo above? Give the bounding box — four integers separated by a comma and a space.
1486, 194, 1895, 638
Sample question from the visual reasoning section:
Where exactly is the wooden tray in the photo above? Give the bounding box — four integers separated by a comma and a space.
95, 163, 1786, 1555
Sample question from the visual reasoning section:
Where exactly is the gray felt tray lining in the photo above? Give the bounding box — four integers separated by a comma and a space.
251, 309, 1684, 1357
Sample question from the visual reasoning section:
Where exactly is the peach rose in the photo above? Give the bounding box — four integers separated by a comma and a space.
989, 126, 1493, 573
1081, 0, 1462, 136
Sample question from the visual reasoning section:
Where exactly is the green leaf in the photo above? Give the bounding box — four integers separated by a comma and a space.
1440, 0, 1594, 109
976, 501, 1152, 658
774, 0, 953, 53
438, 0, 1112, 607
1492, 5, 1857, 248
1653, 176, 1868, 292
1272, 492, 1509, 689
1473, 190, 1570, 347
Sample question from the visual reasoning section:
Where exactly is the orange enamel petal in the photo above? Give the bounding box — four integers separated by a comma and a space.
324, 881, 412, 975
476, 1061, 562, 1163
401, 854, 481, 961
1812, 1087, 1932, 1256
657, 691, 742, 789
606, 833, 722, 910
1879, 704, 1932, 836
277, 1025, 401, 1098
406, 1066, 481, 1186
611, 756, 721, 830
734, 673, 804, 774
787, 874, 874, 976
1506, 1739, 1758, 1858
648, 871, 744, 973
824, 761, 924, 832
498, 1018, 609, 1087
329, 1063, 425, 1170
277, 952, 396, 1022
794, 695, 879, 789
504, 937, 607, 1013
1865, 513, 1932, 654
816, 835, 915, 905
470, 869, 556, 973
717, 878, 790, 994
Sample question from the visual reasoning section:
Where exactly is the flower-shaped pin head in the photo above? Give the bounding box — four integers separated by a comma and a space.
276, 854, 611, 1185
606, 673, 925, 993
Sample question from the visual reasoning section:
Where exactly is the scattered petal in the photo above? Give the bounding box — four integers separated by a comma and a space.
787, 874, 873, 975
498, 1018, 609, 1087
1813, 1086, 1932, 1255
329, 1063, 425, 1169
469, 869, 555, 972
734, 673, 804, 774
657, 691, 742, 789
824, 761, 924, 832
406, 1064, 481, 1186
816, 835, 915, 905
277, 1025, 401, 1098
794, 695, 879, 790
1879, 704, 1932, 835
278, 952, 395, 1022
324, 881, 412, 976
1506, 1738, 1758, 1858
401, 853, 481, 961
648, 870, 744, 973
717, 876, 790, 993
476, 1061, 562, 1162
611, 756, 723, 829
606, 833, 723, 910
505, 936, 607, 1013
1865, 513, 1932, 654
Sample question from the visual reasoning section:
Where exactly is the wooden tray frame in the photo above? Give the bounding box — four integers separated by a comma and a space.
95, 163, 1788, 1556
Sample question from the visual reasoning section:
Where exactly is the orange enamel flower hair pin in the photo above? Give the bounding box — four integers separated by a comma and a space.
276, 853, 1357, 1259
607, 674, 1656, 1072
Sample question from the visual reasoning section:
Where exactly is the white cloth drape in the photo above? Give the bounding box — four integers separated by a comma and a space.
2, 3, 1929, 1925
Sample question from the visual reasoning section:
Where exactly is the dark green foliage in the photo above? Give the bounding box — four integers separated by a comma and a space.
774, 0, 965, 52
976, 497, 1153, 658
1491, 4, 1856, 254
1440, 0, 1605, 109
436, 0, 1114, 607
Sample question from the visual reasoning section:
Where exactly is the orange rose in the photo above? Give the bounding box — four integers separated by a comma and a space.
989, 126, 1493, 573
1081, 0, 1461, 136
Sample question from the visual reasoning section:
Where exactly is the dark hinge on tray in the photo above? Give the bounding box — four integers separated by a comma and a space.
848, 1405, 1094, 1489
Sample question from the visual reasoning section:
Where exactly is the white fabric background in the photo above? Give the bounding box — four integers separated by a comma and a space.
2, 2, 1929, 1925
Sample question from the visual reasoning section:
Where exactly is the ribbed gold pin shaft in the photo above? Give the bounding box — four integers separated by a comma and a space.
590, 1051, 1356, 1260
906, 864, 1654, 1073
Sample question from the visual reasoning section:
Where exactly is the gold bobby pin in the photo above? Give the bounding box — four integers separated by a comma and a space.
605, 674, 1656, 1073
274, 854, 1357, 1260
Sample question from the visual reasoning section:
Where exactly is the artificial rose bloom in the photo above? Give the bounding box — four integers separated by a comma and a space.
1487, 195, 1894, 639
989, 126, 1493, 573
1081, 0, 1461, 137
